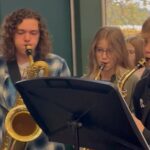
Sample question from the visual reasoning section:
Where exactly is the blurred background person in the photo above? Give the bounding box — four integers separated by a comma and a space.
126, 36, 144, 70
126, 35, 145, 80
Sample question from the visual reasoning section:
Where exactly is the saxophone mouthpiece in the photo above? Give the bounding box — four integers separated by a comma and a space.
25, 45, 34, 65
99, 63, 105, 71
25, 45, 32, 56
137, 58, 146, 69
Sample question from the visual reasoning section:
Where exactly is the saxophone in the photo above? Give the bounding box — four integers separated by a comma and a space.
117, 58, 145, 99
94, 64, 105, 80
0, 45, 50, 150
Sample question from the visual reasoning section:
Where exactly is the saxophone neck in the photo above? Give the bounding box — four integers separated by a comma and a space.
117, 58, 146, 99
24, 45, 50, 78
94, 64, 105, 80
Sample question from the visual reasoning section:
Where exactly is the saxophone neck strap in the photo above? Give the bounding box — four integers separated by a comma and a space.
7, 60, 21, 85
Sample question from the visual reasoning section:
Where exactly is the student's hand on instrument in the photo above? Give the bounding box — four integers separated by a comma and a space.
131, 113, 144, 133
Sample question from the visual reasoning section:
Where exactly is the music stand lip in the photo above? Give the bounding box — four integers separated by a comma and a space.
15, 77, 149, 150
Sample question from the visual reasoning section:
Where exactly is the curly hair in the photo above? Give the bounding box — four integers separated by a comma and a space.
0, 8, 52, 61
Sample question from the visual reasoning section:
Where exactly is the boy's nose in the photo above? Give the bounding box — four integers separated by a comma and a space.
24, 33, 31, 42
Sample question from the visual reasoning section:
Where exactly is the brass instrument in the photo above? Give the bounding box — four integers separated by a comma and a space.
25, 47, 49, 78
1, 45, 49, 150
117, 58, 145, 99
94, 64, 105, 80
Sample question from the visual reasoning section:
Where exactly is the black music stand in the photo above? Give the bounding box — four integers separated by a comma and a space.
15, 77, 149, 150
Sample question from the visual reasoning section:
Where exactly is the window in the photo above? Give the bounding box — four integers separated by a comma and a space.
102, 0, 150, 37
